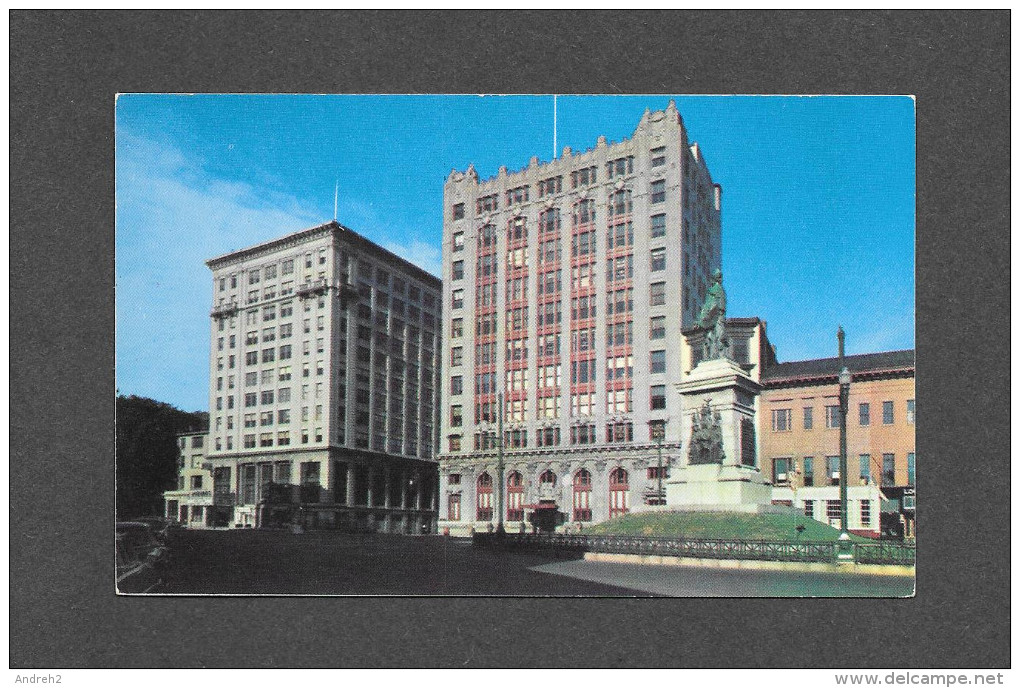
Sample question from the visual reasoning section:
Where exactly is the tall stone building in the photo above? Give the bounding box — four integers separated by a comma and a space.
437, 101, 725, 533
202, 220, 442, 532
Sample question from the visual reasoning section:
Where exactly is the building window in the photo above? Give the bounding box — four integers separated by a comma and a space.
907, 453, 915, 486
609, 468, 630, 517
506, 472, 525, 521
571, 166, 597, 188
859, 454, 871, 484
651, 213, 666, 237
452, 232, 464, 252
650, 316, 666, 340
450, 375, 463, 396
853, 403, 869, 428
824, 455, 840, 485
803, 407, 813, 430
572, 469, 592, 522
825, 405, 841, 429
476, 473, 493, 521
650, 179, 666, 204
803, 500, 814, 519
650, 146, 666, 167
450, 405, 463, 427
606, 156, 634, 179
650, 350, 666, 374
802, 456, 814, 486
771, 408, 792, 432
650, 281, 666, 307
476, 194, 499, 214
505, 185, 529, 205
570, 424, 596, 444
538, 175, 562, 197
445, 493, 462, 521
881, 454, 897, 486
606, 422, 633, 443
451, 289, 464, 309
772, 458, 791, 484
452, 202, 465, 220
882, 400, 894, 425
907, 399, 915, 425
826, 500, 842, 524
650, 385, 666, 410
647, 466, 669, 481
451, 317, 463, 339
650, 247, 666, 272
860, 500, 872, 527
649, 419, 666, 442
451, 260, 464, 281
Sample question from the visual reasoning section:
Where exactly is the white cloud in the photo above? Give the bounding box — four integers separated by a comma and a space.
116, 131, 324, 410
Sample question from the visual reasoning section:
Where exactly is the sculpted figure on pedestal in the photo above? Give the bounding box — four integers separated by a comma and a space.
688, 399, 726, 466
697, 268, 728, 361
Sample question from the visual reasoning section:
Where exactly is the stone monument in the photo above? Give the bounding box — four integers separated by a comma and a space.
665, 270, 773, 510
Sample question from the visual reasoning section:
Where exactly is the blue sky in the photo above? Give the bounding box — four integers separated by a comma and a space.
116, 94, 915, 413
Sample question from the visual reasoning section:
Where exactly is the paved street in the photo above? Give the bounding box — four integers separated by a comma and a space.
157, 529, 913, 597
159, 529, 640, 595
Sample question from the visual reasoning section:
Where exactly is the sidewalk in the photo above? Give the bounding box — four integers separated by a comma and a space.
530, 558, 915, 597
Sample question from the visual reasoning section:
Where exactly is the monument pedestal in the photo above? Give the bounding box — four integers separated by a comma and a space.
666, 357, 771, 510
667, 463, 772, 510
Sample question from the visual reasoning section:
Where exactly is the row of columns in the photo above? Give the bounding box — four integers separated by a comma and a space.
338, 461, 429, 512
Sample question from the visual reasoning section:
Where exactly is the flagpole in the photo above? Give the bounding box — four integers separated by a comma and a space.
553, 95, 557, 160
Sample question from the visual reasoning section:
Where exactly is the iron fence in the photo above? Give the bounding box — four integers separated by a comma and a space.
853, 541, 916, 566
474, 532, 915, 566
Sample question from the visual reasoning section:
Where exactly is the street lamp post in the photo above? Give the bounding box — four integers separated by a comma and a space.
649, 419, 668, 506
496, 391, 505, 535
837, 326, 852, 558
790, 467, 801, 537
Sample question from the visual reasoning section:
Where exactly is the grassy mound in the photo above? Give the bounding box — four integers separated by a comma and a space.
585, 510, 865, 541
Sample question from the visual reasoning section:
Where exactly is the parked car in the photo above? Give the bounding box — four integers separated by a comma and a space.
116, 521, 169, 593
131, 517, 171, 543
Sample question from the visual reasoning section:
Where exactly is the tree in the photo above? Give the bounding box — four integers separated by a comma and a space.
116, 395, 207, 520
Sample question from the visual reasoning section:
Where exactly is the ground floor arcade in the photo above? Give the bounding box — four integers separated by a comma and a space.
437, 446, 679, 536
165, 448, 438, 533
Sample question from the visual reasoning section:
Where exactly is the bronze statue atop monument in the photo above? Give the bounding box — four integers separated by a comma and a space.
696, 268, 728, 361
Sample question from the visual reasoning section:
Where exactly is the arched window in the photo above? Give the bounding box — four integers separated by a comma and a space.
476, 473, 493, 521
539, 470, 557, 487
448, 493, 461, 521
609, 467, 630, 517
573, 469, 592, 522
507, 471, 524, 521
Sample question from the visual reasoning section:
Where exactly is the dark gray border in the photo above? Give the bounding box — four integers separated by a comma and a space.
10, 10, 1009, 668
